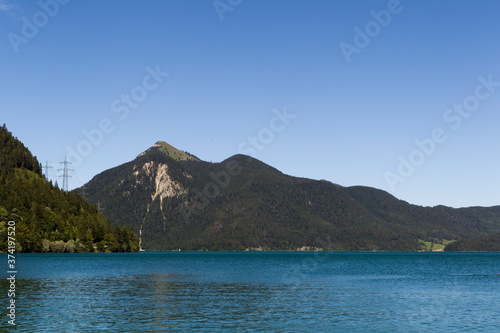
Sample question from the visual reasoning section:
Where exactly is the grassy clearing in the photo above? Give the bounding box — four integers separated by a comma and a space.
419, 239, 455, 251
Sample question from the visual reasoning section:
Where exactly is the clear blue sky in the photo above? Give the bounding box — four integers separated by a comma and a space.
1, 0, 499, 208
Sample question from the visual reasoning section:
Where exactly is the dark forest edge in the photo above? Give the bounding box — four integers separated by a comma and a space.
2, 123, 500, 253
444, 232, 500, 252
82, 143, 500, 252
0, 124, 140, 253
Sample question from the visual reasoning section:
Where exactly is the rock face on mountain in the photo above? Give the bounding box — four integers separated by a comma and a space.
80, 141, 500, 251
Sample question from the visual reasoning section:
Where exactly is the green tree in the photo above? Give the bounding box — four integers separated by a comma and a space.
103, 233, 120, 252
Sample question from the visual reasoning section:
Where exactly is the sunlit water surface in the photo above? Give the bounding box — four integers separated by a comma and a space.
1, 252, 500, 332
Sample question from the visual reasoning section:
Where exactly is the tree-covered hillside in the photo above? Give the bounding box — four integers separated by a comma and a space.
0, 124, 139, 253
81, 141, 500, 251
445, 232, 500, 251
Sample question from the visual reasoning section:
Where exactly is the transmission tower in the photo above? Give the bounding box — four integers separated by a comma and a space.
79, 185, 88, 200
43, 161, 53, 180
58, 157, 73, 191
97, 200, 105, 214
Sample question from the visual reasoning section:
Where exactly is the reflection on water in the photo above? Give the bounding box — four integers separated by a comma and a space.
1, 252, 500, 332
14, 274, 282, 332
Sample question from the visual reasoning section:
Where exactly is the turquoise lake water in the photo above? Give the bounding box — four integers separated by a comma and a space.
1, 252, 500, 332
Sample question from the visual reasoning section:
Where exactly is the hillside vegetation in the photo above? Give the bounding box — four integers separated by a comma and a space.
445, 232, 500, 251
81, 141, 500, 251
0, 124, 139, 253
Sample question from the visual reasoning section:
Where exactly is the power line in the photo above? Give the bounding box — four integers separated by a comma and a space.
97, 200, 105, 214
43, 161, 53, 180
79, 185, 88, 200
58, 157, 73, 191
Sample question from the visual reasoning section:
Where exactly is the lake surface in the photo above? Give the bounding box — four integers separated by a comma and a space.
1, 252, 500, 332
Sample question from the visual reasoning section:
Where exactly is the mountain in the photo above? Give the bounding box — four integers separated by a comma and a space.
136, 141, 200, 162
80, 141, 500, 251
0, 124, 139, 253
445, 232, 500, 251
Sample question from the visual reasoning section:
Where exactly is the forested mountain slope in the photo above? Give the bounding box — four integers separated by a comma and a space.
0, 124, 139, 253
81, 141, 500, 251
